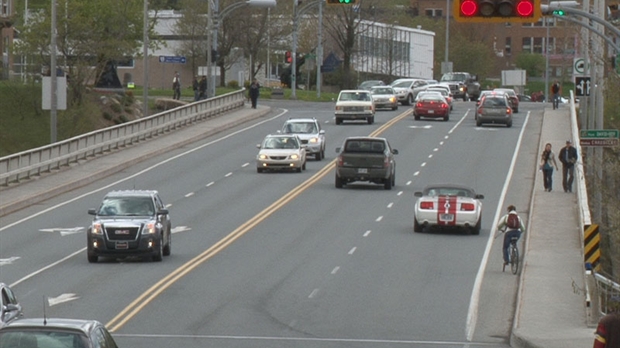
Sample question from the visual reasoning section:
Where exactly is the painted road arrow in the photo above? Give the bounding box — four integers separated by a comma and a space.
0, 257, 20, 266
408, 125, 433, 129
171, 226, 191, 234
40, 227, 85, 236
48, 293, 79, 306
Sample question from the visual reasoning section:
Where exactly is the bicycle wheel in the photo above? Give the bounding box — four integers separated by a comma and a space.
510, 245, 519, 274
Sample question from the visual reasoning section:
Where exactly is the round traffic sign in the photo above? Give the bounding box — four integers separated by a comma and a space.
574, 58, 585, 74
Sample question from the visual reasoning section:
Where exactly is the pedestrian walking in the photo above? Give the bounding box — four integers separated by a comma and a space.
551, 81, 561, 109
248, 78, 260, 109
172, 72, 181, 100
198, 76, 207, 100
192, 76, 200, 101
558, 139, 578, 193
539, 142, 559, 192
593, 297, 620, 348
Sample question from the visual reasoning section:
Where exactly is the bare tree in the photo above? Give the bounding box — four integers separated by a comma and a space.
174, 0, 210, 77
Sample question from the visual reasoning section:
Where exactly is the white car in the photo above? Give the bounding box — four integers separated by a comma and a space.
256, 135, 307, 173
280, 118, 326, 161
334, 90, 375, 125
390, 78, 428, 106
369, 86, 398, 111
413, 184, 484, 235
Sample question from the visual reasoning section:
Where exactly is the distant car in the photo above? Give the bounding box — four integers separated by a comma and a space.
358, 80, 385, 90
369, 86, 398, 111
425, 86, 454, 110
476, 90, 505, 108
257, 134, 307, 173
493, 88, 519, 113
476, 94, 513, 127
280, 118, 326, 160
413, 93, 450, 121
413, 184, 484, 235
334, 90, 375, 125
0, 318, 120, 348
390, 78, 429, 105
87, 190, 172, 263
517, 94, 533, 102
0, 283, 22, 329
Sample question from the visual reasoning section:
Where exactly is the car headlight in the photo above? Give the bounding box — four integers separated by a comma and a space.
390, 97, 396, 102
309, 137, 318, 144
91, 223, 103, 235
335, 106, 342, 111
142, 222, 156, 234
290, 154, 299, 160
259, 154, 268, 160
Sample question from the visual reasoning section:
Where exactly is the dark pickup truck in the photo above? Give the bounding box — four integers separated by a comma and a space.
335, 137, 398, 190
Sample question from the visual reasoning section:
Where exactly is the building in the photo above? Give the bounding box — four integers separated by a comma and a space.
410, 0, 578, 80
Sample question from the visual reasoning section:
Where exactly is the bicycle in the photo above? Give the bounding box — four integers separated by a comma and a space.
503, 235, 520, 274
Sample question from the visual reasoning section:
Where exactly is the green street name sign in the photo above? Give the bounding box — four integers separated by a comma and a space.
580, 129, 619, 138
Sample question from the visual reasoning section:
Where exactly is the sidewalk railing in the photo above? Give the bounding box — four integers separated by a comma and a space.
586, 269, 620, 325
0, 89, 246, 186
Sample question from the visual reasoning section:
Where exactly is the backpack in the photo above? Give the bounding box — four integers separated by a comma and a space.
507, 213, 520, 229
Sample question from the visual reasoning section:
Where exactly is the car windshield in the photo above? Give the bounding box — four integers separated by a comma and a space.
371, 87, 393, 95
440, 73, 467, 82
339, 92, 371, 101
427, 89, 448, 96
424, 187, 473, 197
263, 137, 299, 150
0, 330, 87, 348
419, 95, 444, 102
483, 97, 507, 107
98, 197, 154, 216
344, 140, 385, 153
392, 81, 413, 88
495, 89, 516, 97
284, 122, 317, 134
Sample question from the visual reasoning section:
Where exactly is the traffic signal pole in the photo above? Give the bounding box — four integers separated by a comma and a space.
291, 0, 326, 99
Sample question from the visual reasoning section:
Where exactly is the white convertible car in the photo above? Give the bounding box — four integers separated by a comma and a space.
413, 184, 484, 235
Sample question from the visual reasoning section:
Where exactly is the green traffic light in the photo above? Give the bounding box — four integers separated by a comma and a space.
553, 9, 565, 15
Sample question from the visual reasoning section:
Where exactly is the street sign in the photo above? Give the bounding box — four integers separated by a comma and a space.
575, 76, 590, 97
159, 56, 187, 64
580, 129, 619, 138
579, 138, 619, 147
574, 58, 585, 74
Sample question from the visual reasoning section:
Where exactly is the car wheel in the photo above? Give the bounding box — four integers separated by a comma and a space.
321, 149, 325, 160
414, 114, 420, 121
514, 108, 519, 113
87, 251, 98, 263
152, 236, 164, 262
473, 218, 482, 235
413, 218, 423, 233
163, 226, 171, 256
443, 114, 449, 121
476, 118, 482, 127
507, 121, 513, 128
392, 171, 396, 186
257, 167, 263, 173
463, 93, 469, 102
406, 94, 413, 105
392, 106, 398, 111
296, 167, 302, 173
384, 175, 392, 190
302, 161, 306, 170
335, 118, 342, 125
315, 152, 322, 161
335, 173, 343, 188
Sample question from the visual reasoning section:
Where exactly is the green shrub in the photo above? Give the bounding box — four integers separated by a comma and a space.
110, 103, 122, 113
118, 115, 129, 123
103, 112, 113, 120
227, 80, 240, 89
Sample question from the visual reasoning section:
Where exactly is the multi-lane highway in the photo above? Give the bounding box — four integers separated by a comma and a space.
0, 99, 545, 348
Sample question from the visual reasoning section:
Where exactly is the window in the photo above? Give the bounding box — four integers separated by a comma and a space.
1, 0, 9, 16
505, 37, 512, 56
533, 37, 543, 54
522, 37, 532, 53
425, 8, 443, 17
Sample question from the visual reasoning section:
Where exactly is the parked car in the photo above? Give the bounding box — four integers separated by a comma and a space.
335, 137, 398, 190
369, 86, 398, 111
476, 94, 513, 127
0, 318, 120, 348
358, 80, 385, 90
390, 78, 429, 105
257, 134, 307, 172
334, 90, 375, 125
0, 284, 22, 329
87, 190, 172, 263
493, 88, 519, 113
280, 118, 326, 160
413, 94, 450, 121
413, 184, 484, 235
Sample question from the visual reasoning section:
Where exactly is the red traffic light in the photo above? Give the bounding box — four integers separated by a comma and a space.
460, 0, 478, 16
454, 0, 540, 22
516, 0, 534, 16
285, 51, 292, 64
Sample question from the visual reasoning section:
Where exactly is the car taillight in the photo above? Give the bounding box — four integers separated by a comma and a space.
461, 203, 475, 211
384, 157, 389, 168
507, 108, 512, 114
441, 103, 448, 108
337, 155, 343, 166
477, 107, 483, 114
416, 102, 423, 108
420, 201, 434, 209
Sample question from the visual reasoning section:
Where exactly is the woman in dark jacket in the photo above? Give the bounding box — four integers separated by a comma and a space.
248, 79, 260, 109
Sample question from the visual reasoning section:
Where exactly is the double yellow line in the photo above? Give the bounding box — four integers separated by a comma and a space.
106, 109, 411, 331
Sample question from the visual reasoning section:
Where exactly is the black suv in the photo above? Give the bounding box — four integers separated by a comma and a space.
87, 190, 172, 262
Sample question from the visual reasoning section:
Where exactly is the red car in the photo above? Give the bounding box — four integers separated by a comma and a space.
413, 94, 450, 121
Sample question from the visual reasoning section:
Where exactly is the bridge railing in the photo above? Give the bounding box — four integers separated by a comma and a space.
0, 89, 246, 186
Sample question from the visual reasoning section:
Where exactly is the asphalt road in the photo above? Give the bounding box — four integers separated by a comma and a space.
0, 100, 545, 348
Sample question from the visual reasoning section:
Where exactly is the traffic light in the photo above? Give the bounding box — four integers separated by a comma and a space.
326, 0, 357, 4
453, 0, 541, 23
285, 51, 292, 64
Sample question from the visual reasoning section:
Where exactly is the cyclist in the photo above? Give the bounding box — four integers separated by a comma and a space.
497, 205, 526, 266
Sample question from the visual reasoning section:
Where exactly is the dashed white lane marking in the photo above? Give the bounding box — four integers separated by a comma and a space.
413, 171, 420, 176
206, 182, 214, 187
375, 216, 383, 222
421, 162, 427, 167
348, 247, 356, 255
434, 148, 439, 152
398, 190, 404, 195
242, 163, 250, 167
331, 267, 340, 274
185, 192, 194, 197
363, 230, 371, 237
428, 154, 433, 158
387, 203, 394, 208
309, 289, 319, 298
225, 172, 233, 177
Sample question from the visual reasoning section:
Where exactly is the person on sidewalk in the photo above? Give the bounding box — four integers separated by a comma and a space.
248, 78, 260, 109
496, 205, 526, 266
593, 297, 620, 348
198, 76, 207, 100
172, 72, 181, 100
551, 81, 561, 109
558, 139, 578, 193
192, 76, 200, 102
540, 142, 559, 192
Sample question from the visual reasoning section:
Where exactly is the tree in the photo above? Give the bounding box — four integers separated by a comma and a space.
515, 52, 545, 77
174, 0, 210, 77
324, 4, 363, 89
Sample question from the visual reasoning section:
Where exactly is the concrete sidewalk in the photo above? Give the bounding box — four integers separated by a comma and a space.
0, 104, 271, 217
511, 104, 593, 348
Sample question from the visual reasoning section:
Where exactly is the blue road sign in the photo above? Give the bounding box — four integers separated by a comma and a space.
159, 56, 187, 64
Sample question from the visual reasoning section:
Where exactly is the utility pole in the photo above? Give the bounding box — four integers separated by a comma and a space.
51, 0, 58, 143
143, 0, 149, 118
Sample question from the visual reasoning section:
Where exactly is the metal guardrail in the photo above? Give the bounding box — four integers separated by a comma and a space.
0, 89, 246, 186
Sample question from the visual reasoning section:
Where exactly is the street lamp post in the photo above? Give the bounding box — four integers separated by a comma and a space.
291, 0, 324, 99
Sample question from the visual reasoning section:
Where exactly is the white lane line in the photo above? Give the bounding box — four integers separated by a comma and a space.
465, 111, 531, 341
206, 182, 214, 187
242, 163, 249, 167
406, 181, 412, 186
413, 171, 420, 176
363, 230, 371, 237
348, 247, 356, 255
387, 203, 394, 208
308, 289, 319, 298
165, 204, 172, 208
421, 162, 427, 167
185, 192, 194, 197
428, 154, 433, 158
225, 172, 233, 177
440, 141, 445, 145
375, 216, 383, 222
397, 191, 404, 195
433, 148, 439, 152
331, 267, 340, 274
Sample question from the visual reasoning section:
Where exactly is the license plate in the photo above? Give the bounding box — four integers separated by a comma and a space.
116, 241, 128, 249
428, 110, 434, 114
358, 168, 368, 174
440, 214, 454, 221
